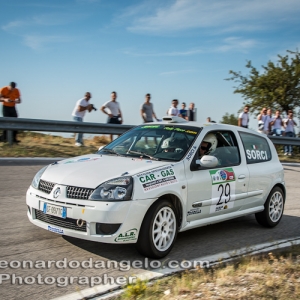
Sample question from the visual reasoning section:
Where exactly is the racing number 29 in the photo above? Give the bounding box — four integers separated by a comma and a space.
217, 183, 231, 205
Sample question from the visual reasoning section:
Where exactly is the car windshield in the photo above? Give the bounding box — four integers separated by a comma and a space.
97, 124, 202, 161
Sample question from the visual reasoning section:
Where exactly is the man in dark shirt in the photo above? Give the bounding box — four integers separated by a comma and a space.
188, 102, 195, 121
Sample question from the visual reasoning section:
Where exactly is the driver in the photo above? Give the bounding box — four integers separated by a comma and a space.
199, 133, 218, 157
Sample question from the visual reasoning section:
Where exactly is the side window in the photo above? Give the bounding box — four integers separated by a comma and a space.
193, 130, 241, 169
239, 132, 271, 164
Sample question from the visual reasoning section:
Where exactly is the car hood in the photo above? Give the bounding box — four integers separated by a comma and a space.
41, 154, 170, 188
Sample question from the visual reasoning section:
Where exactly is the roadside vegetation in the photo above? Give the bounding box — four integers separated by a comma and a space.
118, 245, 300, 300
0, 131, 299, 162
0, 131, 109, 157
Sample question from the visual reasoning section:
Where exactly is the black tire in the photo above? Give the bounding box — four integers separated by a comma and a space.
136, 200, 178, 258
255, 186, 285, 228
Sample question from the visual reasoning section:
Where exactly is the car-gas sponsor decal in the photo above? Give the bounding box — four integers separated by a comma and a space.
48, 225, 64, 235
246, 146, 268, 160
186, 145, 197, 161
209, 168, 236, 214
114, 228, 137, 242
137, 166, 177, 193
63, 157, 101, 164
187, 207, 201, 216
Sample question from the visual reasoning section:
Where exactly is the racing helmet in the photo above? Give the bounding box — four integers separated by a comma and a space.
202, 133, 218, 154
161, 137, 177, 149
258, 120, 264, 131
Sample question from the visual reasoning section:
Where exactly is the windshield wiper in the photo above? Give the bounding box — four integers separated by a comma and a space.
101, 148, 123, 156
127, 150, 160, 161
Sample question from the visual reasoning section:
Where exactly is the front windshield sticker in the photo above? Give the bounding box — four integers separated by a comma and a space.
137, 166, 177, 192
63, 157, 101, 164
138, 125, 198, 135
209, 168, 236, 214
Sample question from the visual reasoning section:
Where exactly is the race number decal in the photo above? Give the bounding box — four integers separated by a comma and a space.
209, 168, 236, 213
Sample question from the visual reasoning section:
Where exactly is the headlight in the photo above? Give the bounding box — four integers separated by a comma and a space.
89, 176, 133, 201
31, 166, 48, 189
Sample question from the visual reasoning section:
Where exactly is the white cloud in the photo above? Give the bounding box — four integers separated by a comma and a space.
23, 35, 73, 50
124, 0, 300, 34
159, 69, 197, 76
2, 21, 26, 31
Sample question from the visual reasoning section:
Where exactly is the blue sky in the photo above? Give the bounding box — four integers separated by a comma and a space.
1, 0, 300, 131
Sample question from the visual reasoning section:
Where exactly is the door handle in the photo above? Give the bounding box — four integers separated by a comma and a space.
238, 175, 246, 179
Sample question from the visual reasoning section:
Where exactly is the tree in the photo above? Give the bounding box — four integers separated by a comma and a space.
220, 113, 238, 125
226, 49, 300, 116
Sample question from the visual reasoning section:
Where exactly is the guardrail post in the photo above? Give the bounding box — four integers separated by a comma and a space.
7, 130, 13, 145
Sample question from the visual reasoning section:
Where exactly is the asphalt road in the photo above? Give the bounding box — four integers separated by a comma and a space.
0, 160, 299, 300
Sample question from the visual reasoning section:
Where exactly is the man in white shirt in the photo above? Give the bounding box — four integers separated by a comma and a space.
72, 92, 93, 146
283, 110, 297, 155
167, 99, 179, 116
257, 107, 272, 134
238, 105, 249, 128
101, 91, 123, 142
270, 110, 284, 136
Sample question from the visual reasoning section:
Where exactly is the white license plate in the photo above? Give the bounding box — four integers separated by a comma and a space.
43, 203, 67, 219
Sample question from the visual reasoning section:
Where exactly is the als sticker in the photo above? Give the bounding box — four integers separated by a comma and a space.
137, 166, 177, 193
48, 225, 64, 235
114, 228, 138, 242
187, 208, 201, 216
209, 168, 236, 214
63, 157, 101, 164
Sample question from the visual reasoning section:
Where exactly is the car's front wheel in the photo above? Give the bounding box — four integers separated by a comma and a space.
255, 186, 285, 227
136, 200, 178, 258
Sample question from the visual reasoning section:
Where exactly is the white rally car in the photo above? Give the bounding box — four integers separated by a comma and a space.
26, 116, 285, 258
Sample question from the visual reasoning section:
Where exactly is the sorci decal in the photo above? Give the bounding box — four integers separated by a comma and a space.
246, 148, 268, 160
137, 166, 177, 193
114, 228, 138, 242
209, 168, 236, 213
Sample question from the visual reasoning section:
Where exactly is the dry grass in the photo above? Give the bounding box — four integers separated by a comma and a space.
0, 131, 110, 157
117, 245, 300, 300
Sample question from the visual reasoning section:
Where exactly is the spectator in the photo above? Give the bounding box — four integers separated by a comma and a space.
257, 107, 272, 134
179, 102, 188, 120
167, 99, 179, 116
71, 92, 93, 147
266, 108, 273, 134
140, 93, 159, 123
206, 117, 211, 123
187, 102, 195, 121
238, 105, 249, 128
270, 110, 284, 136
101, 91, 123, 142
283, 110, 297, 156
0, 82, 22, 143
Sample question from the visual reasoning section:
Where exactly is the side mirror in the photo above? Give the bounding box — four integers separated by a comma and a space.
196, 155, 218, 168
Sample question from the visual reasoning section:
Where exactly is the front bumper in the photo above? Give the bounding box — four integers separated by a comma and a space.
26, 186, 155, 244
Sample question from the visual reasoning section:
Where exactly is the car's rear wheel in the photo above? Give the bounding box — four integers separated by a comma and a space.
255, 186, 284, 227
136, 200, 178, 258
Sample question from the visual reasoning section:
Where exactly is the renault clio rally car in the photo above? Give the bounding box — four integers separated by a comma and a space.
26, 116, 285, 258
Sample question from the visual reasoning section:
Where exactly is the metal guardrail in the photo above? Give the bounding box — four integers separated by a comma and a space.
0, 117, 134, 145
0, 117, 300, 146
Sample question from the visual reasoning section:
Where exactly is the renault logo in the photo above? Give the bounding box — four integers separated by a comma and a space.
53, 187, 61, 199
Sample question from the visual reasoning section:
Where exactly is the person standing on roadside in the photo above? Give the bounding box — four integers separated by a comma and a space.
270, 110, 284, 136
257, 107, 272, 134
72, 92, 93, 147
283, 110, 297, 156
187, 102, 195, 121
179, 102, 188, 120
238, 105, 250, 128
140, 93, 159, 123
167, 99, 179, 116
0, 82, 22, 143
101, 91, 123, 142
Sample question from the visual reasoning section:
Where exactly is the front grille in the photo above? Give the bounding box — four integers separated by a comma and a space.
39, 180, 55, 194
67, 186, 94, 200
35, 209, 87, 232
